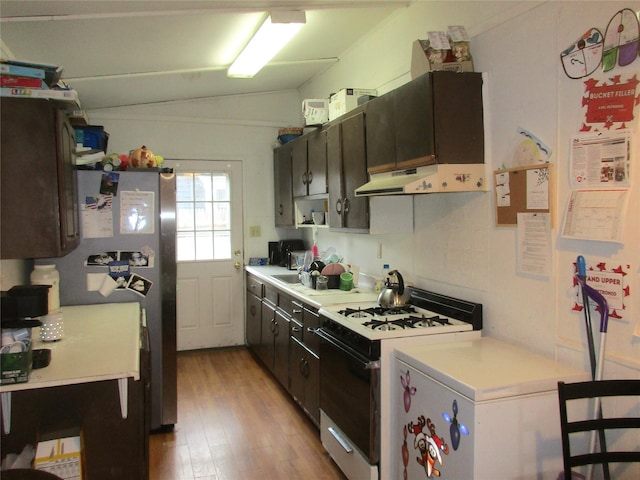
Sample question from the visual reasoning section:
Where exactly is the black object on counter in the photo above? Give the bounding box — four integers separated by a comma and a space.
277, 239, 305, 267
1, 285, 50, 325
32, 349, 52, 369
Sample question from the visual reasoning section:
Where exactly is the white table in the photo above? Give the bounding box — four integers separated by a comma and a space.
1, 302, 142, 433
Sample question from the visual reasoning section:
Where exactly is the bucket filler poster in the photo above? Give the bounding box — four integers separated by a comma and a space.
580, 75, 639, 131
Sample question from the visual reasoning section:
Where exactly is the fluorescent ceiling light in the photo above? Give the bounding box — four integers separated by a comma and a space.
228, 11, 306, 78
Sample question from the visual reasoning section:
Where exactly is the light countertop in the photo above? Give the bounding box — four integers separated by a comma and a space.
245, 265, 379, 308
1, 302, 142, 393
395, 337, 590, 401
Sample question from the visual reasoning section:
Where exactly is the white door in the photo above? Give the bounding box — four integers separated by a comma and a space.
164, 159, 244, 351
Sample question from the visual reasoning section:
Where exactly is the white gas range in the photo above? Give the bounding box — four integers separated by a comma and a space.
319, 302, 475, 340
316, 287, 483, 480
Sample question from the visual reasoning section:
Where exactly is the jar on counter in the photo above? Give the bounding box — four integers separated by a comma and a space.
30, 264, 60, 312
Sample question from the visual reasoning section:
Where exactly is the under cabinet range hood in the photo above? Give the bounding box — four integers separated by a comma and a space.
354, 163, 487, 196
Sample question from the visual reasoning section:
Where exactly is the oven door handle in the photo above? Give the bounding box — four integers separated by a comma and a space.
328, 426, 354, 454
315, 327, 380, 370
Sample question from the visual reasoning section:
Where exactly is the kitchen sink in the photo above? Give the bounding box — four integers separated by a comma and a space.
271, 274, 301, 284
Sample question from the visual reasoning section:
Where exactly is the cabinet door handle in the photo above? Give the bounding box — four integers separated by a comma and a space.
292, 309, 303, 314
278, 204, 284, 215
270, 319, 277, 333
300, 358, 309, 377
302, 172, 308, 185
343, 197, 350, 214
307, 171, 313, 185
328, 426, 353, 454
336, 198, 343, 215
250, 305, 256, 315
291, 326, 301, 333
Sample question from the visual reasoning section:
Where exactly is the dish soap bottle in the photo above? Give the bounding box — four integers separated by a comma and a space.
375, 264, 391, 292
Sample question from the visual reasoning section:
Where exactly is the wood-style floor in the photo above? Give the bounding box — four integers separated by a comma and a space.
149, 347, 348, 480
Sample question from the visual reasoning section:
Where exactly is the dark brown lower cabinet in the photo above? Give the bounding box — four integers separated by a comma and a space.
289, 336, 320, 426
1, 344, 150, 479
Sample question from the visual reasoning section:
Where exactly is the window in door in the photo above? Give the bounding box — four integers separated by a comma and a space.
176, 172, 231, 261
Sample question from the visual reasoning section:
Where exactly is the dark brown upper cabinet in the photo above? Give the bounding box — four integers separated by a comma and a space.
366, 71, 484, 174
291, 129, 327, 198
273, 143, 295, 227
326, 110, 369, 231
1, 98, 79, 259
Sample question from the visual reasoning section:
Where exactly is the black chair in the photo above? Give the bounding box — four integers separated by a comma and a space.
557, 379, 640, 480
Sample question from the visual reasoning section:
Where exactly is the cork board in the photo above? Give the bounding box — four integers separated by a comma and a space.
494, 164, 554, 226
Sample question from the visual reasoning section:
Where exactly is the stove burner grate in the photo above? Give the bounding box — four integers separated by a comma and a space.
339, 305, 417, 318
362, 314, 451, 330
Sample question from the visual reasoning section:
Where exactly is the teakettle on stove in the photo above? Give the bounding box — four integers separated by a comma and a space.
377, 270, 411, 307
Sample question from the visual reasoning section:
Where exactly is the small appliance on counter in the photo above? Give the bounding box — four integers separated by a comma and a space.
268, 239, 305, 267
271, 239, 305, 268
0, 285, 50, 384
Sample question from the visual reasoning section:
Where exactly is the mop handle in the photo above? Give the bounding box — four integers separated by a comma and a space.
575, 274, 610, 480
577, 255, 587, 278
575, 276, 610, 333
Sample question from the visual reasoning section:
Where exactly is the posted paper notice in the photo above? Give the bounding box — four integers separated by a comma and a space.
517, 212, 551, 276
562, 189, 628, 243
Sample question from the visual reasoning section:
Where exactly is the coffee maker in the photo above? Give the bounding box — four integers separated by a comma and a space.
268, 239, 305, 267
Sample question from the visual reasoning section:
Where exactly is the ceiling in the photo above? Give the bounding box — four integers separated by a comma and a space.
0, 1, 409, 110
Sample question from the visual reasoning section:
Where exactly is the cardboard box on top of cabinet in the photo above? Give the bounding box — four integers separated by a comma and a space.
328, 88, 377, 121
302, 98, 329, 126
411, 38, 474, 79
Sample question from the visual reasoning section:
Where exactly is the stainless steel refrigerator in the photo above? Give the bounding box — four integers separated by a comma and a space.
44, 169, 177, 430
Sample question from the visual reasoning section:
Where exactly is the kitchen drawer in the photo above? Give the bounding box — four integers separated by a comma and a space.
264, 284, 278, 306
291, 300, 305, 324
246, 274, 264, 298
303, 306, 321, 355
290, 318, 304, 342
278, 293, 301, 319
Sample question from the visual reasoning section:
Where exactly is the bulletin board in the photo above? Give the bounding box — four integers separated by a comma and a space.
494, 164, 554, 226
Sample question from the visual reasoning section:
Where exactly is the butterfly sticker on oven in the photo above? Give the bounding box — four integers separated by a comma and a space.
442, 399, 469, 451
401, 369, 417, 412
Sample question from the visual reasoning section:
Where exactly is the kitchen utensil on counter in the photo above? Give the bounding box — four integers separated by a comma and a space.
300, 271, 312, 288
339, 272, 354, 291
309, 260, 326, 273
302, 250, 313, 272
377, 270, 411, 307
350, 265, 360, 286
316, 275, 329, 290
320, 263, 345, 276
321, 247, 341, 264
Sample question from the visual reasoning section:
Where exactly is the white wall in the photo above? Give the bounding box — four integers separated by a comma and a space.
87, 90, 305, 259
298, 0, 639, 385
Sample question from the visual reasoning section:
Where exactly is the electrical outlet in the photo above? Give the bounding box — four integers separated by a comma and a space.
249, 225, 261, 237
